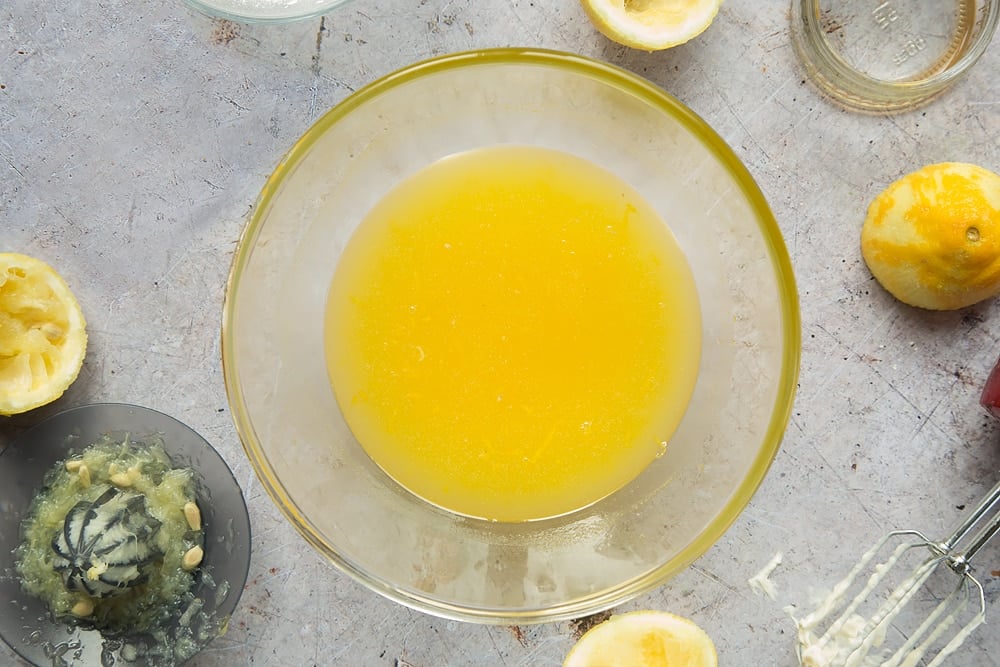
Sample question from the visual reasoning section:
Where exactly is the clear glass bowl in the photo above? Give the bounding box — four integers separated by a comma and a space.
222, 48, 800, 624
791, 0, 1000, 112
0, 403, 251, 665
183, 0, 351, 23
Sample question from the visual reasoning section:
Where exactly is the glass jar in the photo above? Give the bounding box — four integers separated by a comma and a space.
791, 0, 999, 112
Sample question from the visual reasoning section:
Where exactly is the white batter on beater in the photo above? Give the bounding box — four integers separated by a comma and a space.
785, 539, 984, 667
748, 552, 783, 600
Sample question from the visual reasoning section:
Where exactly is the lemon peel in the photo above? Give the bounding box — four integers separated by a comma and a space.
563, 609, 718, 667
0, 252, 88, 415
861, 162, 1000, 311
580, 0, 723, 51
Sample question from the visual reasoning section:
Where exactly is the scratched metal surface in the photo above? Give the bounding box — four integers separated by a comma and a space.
3, 0, 1000, 665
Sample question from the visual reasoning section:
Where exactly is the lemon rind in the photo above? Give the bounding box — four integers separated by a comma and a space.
580, 0, 723, 51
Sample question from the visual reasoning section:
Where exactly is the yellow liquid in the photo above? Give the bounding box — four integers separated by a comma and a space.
324, 146, 701, 522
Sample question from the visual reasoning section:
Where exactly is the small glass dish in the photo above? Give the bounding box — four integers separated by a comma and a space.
791, 0, 1000, 112
0, 403, 251, 666
184, 0, 351, 23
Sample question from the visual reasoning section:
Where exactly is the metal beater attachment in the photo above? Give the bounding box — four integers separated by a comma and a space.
793, 479, 1000, 667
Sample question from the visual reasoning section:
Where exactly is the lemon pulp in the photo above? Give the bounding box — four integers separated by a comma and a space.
15, 437, 208, 661
580, 0, 722, 51
0, 252, 87, 415
563, 610, 718, 667
324, 146, 701, 522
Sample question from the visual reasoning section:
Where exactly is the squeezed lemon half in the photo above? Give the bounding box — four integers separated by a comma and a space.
861, 162, 1000, 311
564, 610, 718, 667
0, 252, 87, 415
579, 0, 723, 51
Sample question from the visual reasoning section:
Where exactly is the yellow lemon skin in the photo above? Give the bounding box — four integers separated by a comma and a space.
861, 162, 1000, 311
580, 0, 723, 51
563, 610, 718, 667
0, 252, 88, 415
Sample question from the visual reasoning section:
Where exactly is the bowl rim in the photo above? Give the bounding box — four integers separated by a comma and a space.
221, 47, 801, 624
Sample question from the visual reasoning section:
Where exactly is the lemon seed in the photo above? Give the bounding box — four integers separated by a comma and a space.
70, 598, 94, 617
183, 502, 202, 531
110, 472, 133, 487
182, 545, 204, 571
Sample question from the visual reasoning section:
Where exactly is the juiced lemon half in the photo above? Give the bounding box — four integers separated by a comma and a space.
0, 253, 87, 415
580, 0, 723, 51
861, 162, 1000, 311
564, 610, 718, 667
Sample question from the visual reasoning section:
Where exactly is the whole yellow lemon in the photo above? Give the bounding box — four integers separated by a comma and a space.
861, 162, 1000, 310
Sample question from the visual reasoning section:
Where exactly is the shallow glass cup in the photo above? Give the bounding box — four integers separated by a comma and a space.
223, 49, 800, 624
184, 0, 351, 23
791, 0, 999, 112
